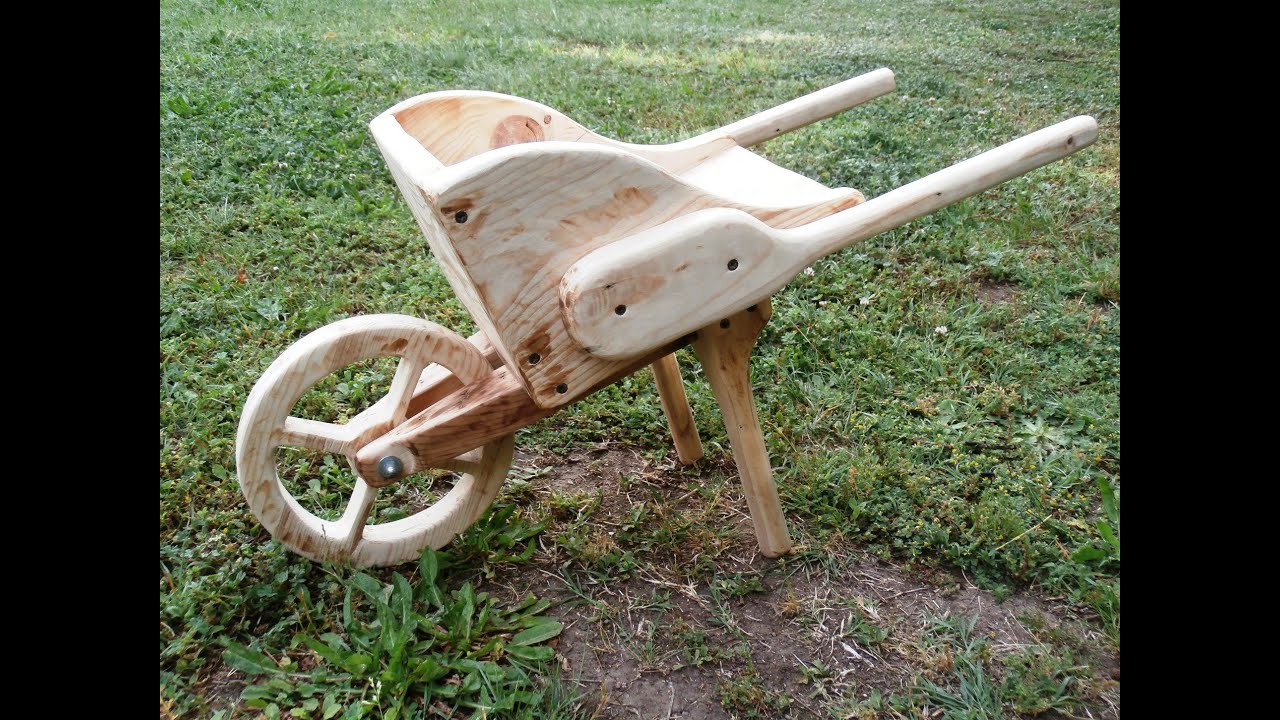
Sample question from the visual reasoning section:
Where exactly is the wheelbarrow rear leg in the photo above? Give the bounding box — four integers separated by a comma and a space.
691, 299, 793, 557
651, 354, 704, 464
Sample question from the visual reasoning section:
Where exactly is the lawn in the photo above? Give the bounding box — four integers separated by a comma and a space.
160, 0, 1119, 717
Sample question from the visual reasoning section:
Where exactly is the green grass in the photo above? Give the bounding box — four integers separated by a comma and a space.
222, 548, 575, 720
161, 0, 1118, 716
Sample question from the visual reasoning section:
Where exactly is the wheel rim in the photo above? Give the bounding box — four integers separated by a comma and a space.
235, 314, 514, 567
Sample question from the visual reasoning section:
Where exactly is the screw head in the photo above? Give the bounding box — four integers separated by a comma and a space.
454, 210, 468, 224
378, 455, 404, 479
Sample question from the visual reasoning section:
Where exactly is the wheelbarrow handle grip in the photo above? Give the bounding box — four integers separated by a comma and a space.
800, 115, 1099, 257
707, 68, 896, 147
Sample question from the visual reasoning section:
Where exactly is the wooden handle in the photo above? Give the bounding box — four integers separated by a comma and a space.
705, 68, 896, 148
803, 115, 1098, 257
560, 116, 1099, 361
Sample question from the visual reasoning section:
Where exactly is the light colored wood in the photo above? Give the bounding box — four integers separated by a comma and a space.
695, 68, 896, 148
240, 72, 1101, 568
383, 68, 894, 174
356, 332, 699, 480
368, 73, 894, 408
416, 141, 862, 408
370, 113, 520, 379
405, 329, 504, 416
560, 115, 1099, 360
651, 354, 703, 464
678, 145, 854, 212
235, 314, 515, 567
386, 89, 734, 176
690, 300, 791, 557
356, 366, 555, 481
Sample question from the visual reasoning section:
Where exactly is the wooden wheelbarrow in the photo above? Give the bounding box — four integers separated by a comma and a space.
237, 68, 1097, 567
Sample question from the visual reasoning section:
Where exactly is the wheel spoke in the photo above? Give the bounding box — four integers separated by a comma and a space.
333, 478, 380, 547
343, 357, 431, 436
435, 448, 485, 476
277, 417, 357, 454
386, 356, 428, 425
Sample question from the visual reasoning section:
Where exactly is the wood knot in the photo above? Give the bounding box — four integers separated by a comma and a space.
491, 115, 546, 148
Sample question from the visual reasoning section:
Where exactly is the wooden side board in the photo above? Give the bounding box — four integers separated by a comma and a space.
388, 90, 735, 175
368, 78, 897, 408
370, 113, 521, 379
415, 141, 862, 408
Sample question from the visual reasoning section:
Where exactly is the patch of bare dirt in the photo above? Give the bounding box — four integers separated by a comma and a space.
518, 446, 654, 495
482, 448, 1119, 719
192, 661, 246, 715
976, 281, 1017, 305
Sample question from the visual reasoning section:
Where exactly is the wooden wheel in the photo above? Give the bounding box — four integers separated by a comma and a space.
235, 314, 515, 567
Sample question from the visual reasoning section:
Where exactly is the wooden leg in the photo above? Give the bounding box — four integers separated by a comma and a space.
651, 353, 704, 464
691, 300, 793, 558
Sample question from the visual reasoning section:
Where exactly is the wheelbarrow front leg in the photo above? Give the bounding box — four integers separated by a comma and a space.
651, 354, 704, 464
691, 299, 792, 558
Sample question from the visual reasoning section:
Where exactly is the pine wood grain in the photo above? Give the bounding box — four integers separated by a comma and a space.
561, 116, 1099, 360
236, 315, 515, 567
690, 300, 792, 557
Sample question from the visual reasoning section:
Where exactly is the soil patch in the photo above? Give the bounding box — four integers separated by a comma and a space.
976, 281, 1017, 305
482, 449, 1120, 719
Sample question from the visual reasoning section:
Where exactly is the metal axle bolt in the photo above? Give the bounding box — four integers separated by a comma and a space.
378, 455, 404, 479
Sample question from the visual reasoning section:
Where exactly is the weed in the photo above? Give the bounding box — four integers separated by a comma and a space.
910, 615, 1002, 719
224, 548, 576, 719
717, 667, 792, 717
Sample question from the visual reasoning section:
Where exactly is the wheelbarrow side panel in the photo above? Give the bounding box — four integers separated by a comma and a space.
370, 113, 524, 379
386, 89, 738, 176
419, 141, 863, 408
